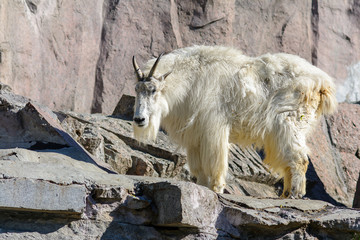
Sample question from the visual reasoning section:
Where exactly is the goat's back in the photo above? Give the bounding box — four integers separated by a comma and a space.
142, 46, 336, 141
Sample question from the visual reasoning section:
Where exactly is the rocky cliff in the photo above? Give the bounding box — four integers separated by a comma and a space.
0, 0, 360, 113
0, 86, 359, 239
1, 1, 360, 239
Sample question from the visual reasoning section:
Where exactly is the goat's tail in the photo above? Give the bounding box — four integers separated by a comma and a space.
318, 77, 337, 115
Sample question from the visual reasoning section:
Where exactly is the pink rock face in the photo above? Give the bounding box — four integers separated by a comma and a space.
308, 103, 360, 207
306, 119, 349, 205
327, 103, 360, 203
327, 103, 360, 154
0, 1, 103, 113
1, 1, 359, 113
92, 0, 315, 113
317, 1, 360, 82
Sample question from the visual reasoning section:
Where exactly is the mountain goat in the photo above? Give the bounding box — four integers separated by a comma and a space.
132, 45, 337, 198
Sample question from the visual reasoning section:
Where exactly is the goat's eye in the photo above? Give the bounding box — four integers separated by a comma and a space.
148, 86, 156, 94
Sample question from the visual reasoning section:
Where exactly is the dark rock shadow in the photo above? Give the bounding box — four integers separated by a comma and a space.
305, 157, 346, 207
0, 210, 76, 235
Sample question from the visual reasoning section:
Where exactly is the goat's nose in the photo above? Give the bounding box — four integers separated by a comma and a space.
134, 117, 145, 124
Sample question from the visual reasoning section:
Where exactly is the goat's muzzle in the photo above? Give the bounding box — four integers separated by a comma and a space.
133, 117, 146, 127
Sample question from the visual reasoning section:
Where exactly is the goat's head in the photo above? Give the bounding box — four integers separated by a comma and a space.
132, 53, 171, 141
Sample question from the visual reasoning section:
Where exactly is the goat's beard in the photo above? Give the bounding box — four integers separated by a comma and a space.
133, 112, 161, 143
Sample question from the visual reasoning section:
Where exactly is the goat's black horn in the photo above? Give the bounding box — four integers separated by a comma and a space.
132, 56, 144, 80
148, 52, 164, 78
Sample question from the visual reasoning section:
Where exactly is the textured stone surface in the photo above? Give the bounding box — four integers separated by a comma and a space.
220, 194, 330, 212
317, 1, 360, 83
0, 89, 67, 149
0, 178, 86, 214
143, 181, 220, 229
112, 94, 136, 119
0, 0, 103, 113
0, 148, 134, 189
1, 1, 359, 114
354, 173, 360, 208
306, 118, 349, 205
306, 103, 360, 207
327, 103, 360, 206
220, 196, 360, 240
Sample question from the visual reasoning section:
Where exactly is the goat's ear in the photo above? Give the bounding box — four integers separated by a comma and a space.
160, 71, 172, 81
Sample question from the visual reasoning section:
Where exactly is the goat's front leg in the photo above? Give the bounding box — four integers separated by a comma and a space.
202, 126, 230, 194
281, 157, 308, 199
290, 157, 308, 198
280, 167, 292, 198
187, 147, 209, 187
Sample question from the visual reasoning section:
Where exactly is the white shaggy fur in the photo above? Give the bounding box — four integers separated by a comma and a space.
132, 45, 337, 197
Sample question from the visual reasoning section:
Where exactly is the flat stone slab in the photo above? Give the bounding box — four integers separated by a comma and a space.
0, 178, 86, 214
220, 194, 331, 211
0, 148, 135, 189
